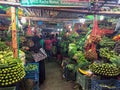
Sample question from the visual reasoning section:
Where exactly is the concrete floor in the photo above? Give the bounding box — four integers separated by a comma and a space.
40, 59, 80, 90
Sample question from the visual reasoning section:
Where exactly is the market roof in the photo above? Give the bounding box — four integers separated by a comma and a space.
0, 0, 120, 22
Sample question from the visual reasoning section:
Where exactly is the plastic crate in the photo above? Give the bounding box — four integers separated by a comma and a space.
25, 71, 39, 80
25, 62, 39, 72
24, 63, 39, 90
24, 63, 39, 80
76, 71, 91, 90
0, 86, 16, 90
91, 79, 120, 90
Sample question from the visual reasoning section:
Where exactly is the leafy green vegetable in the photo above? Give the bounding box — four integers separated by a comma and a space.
66, 64, 75, 71
68, 43, 77, 58
0, 41, 8, 51
99, 36, 115, 47
110, 55, 120, 67
73, 51, 90, 69
100, 48, 117, 59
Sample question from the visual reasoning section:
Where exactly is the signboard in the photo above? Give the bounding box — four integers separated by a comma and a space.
21, 0, 89, 7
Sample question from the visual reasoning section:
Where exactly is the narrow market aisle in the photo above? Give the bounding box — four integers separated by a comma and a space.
40, 59, 79, 90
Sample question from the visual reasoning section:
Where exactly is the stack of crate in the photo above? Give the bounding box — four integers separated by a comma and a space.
24, 63, 39, 90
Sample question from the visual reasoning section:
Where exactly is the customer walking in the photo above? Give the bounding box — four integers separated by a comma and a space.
45, 35, 52, 59
28, 33, 46, 85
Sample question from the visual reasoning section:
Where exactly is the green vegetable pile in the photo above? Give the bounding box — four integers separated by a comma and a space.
99, 36, 115, 47
110, 55, 120, 67
0, 63, 25, 86
99, 47, 120, 66
60, 41, 68, 55
100, 48, 117, 59
25, 64, 38, 71
67, 32, 79, 42
75, 29, 91, 51
76, 36, 86, 51
0, 41, 25, 86
73, 51, 82, 60
62, 58, 77, 72
73, 51, 90, 69
89, 63, 120, 76
95, 35, 120, 77
0, 42, 8, 51
68, 43, 77, 58
66, 64, 75, 71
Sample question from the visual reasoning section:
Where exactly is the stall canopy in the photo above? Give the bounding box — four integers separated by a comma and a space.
0, 0, 120, 20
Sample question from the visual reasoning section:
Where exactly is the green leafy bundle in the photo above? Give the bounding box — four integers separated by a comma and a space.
73, 51, 90, 69
0, 41, 8, 51
99, 36, 115, 47
68, 43, 77, 58
0, 41, 25, 86
100, 48, 117, 59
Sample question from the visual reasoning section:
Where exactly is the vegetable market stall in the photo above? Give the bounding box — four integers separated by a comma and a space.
59, 15, 120, 90
0, 0, 120, 90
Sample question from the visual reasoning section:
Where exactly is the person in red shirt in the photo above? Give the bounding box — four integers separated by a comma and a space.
50, 34, 57, 56
45, 36, 52, 58
51, 34, 57, 45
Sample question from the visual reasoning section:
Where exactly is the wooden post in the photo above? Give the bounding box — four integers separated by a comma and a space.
11, 7, 18, 58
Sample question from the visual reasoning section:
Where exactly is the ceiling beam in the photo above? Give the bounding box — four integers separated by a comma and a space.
104, 4, 120, 7
0, 13, 77, 21
0, 1, 20, 6
24, 16, 77, 22
44, 8, 120, 15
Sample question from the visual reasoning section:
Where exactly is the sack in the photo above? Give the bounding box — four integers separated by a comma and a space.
40, 48, 47, 57
32, 48, 47, 62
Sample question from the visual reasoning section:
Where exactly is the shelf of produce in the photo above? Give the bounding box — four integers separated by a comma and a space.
24, 63, 39, 80
24, 63, 39, 90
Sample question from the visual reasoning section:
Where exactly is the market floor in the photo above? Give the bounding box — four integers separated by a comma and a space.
40, 58, 80, 90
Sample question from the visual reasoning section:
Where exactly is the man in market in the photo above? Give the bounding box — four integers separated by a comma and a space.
25, 32, 46, 85
44, 34, 53, 60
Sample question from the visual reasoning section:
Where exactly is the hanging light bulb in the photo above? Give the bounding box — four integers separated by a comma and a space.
70, 28, 72, 32
100, 15, 104, 21
31, 27, 35, 32
68, 25, 71, 29
57, 29, 60, 31
60, 29, 63, 31
118, 0, 120, 4
18, 20, 22, 27
79, 18, 86, 24
21, 17, 26, 24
